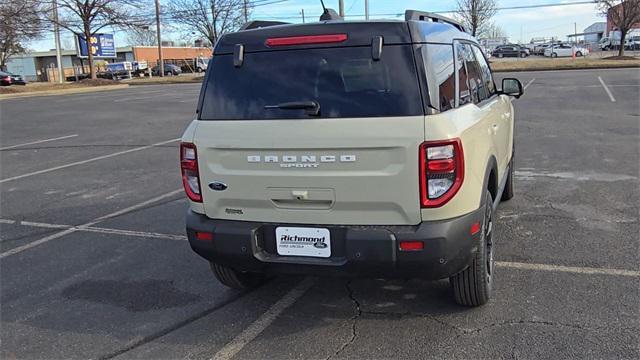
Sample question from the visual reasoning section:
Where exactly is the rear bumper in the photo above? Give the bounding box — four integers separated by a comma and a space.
186, 208, 484, 280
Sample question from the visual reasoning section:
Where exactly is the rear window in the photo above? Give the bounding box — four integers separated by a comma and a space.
199, 45, 423, 120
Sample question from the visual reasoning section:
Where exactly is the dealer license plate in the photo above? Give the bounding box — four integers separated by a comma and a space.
275, 227, 331, 258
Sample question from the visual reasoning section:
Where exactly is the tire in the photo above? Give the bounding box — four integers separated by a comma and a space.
575, 51, 583, 57
520, 52, 526, 58
450, 191, 495, 307
498, 53, 503, 58
210, 262, 265, 290
501, 157, 514, 202
551, 53, 558, 58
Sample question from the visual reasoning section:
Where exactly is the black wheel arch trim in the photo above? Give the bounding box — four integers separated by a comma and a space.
480, 155, 503, 211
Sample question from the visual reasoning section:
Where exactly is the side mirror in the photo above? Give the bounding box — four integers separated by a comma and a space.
500, 78, 524, 99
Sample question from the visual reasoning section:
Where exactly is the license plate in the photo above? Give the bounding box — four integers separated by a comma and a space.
276, 227, 331, 258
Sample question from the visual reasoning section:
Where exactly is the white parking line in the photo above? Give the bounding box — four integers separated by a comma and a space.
523, 78, 536, 90
0, 138, 180, 183
0, 134, 78, 151
0, 189, 184, 259
1, 217, 186, 242
53, 90, 167, 102
211, 277, 317, 360
598, 76, 616, 102
496, 261, 639, 277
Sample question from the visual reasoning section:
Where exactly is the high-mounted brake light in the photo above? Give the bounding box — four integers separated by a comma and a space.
419, 139, 464, 208
265, 34, 347, 47
180, 142, 202, 202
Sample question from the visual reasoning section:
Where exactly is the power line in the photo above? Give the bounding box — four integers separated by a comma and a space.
251, 0, 597, 20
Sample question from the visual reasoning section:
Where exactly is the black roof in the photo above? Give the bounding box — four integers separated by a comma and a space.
214, 19, 477, 55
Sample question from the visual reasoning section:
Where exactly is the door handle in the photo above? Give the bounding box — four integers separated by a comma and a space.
492, 124, 499, 134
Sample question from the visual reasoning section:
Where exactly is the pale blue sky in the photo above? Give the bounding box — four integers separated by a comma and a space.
31, 0, 605, 52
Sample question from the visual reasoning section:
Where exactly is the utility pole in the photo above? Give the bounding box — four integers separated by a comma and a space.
365, 0, 369, 20
339, 0, 344, 18
155, 0, 164, 77
243, 0, 248, 22
52, 0, 64, 83
573, 22, 577, 59
301, 9, 305, 23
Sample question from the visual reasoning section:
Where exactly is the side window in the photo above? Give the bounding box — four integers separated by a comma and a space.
423, 44, 455, 111
455, 42, 471, 106
461, 43, 484, 103
471, 45, 496, 97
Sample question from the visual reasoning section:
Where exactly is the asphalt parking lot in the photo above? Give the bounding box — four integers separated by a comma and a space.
1, 68, 639, 359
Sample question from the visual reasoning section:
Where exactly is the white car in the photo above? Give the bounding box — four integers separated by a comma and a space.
544, 44, 589, 58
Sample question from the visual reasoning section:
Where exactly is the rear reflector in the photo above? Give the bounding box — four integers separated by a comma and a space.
195, 232, 213, 241
470, 222, 481, 235
399, 241, 424, 251
265, 34, 348, 47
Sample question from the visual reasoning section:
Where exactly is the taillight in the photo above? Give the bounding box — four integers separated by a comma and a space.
419, 139, 464, 208
3, 76, 11, 82
265, 34, 348, 47
180, 142, 202, 202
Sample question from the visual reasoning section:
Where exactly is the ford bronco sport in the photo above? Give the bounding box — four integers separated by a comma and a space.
180, 10, 523, 306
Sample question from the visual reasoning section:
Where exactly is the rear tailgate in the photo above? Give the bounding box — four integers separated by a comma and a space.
194, 116, 424, 225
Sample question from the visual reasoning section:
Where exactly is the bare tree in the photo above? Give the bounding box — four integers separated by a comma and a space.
167, 0, 246, 46
0, 0, 44, 71
127, 26, 158, 46
455, 0, 498, 37
481, 22, 506, 39
595, 0, 640, 56
48, 0, 148, 79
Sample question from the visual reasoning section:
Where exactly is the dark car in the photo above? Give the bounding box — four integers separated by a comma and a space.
65, 71, 119, 81
152, 64, 182, 76
492, 45, 529, 58
0, 71, 27, 86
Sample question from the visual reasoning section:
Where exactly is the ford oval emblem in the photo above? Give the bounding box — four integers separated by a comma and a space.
314, 241, 328, 249
208, 181, 228, 191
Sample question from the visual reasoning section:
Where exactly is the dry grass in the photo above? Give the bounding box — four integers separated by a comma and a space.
127, 75, 204, 85
490, 57, 640, 72
0, 79, 120, 94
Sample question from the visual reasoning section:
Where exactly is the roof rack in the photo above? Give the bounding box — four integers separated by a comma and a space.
404, 10, 466, 33
241, 20, 290, 31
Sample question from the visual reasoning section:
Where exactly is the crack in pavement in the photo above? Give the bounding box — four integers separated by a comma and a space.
326, 280, 362, 360
350, 309, 636, 339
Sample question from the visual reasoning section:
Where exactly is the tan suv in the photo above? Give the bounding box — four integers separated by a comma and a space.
180, 10, 524, 306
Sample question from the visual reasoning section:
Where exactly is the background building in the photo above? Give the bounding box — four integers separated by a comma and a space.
6, 46, 212, 82
583, 22, 607, 43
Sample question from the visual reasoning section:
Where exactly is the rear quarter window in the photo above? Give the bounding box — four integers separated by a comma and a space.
199, 45, 424, 120
422, 44, 455, 112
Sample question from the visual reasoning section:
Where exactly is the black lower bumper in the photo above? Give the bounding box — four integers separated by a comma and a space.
186, 208, 484, 280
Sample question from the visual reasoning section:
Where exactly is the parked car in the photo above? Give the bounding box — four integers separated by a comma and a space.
0, 71, 27, 86
65, 72, 117, 81
533, 43, 553, 55
544, 44, 589, 58
152, 64, 182, 76
492, 45, 529, 58
181, 9, 523, 307
195, 57, 209, 72
625, 35, 640, 50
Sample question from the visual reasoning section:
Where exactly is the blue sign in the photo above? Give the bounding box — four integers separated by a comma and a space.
76, 33, 116, 58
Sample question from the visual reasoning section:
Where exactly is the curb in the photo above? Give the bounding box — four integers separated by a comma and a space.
0, 84, 130, 100
127, 80, 203, 86
492, 64, 640, 73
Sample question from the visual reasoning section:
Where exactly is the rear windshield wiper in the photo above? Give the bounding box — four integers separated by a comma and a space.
264, 101, 320, 116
